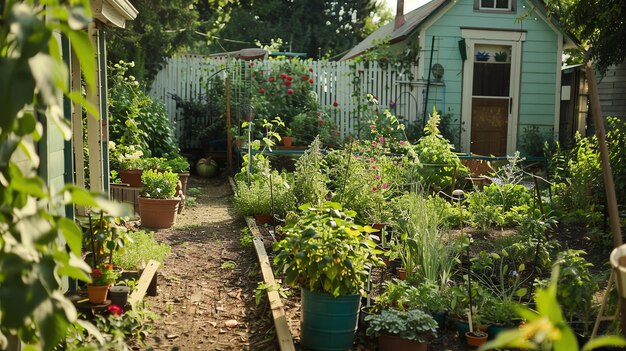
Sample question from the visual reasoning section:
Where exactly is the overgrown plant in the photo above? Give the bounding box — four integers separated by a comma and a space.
293, 137, 329, 206
112, 230, 171, 270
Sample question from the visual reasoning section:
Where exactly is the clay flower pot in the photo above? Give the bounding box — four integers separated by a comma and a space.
378, 333, 427, 351
119, 169, 143, 187
138, 196, 181, 229
282, 136, 294, 148
177, 172, 190, 195
87, 284, 110, 304
466, 331, 488, 347
397, 267, 407, 280
255, 214, 274, 225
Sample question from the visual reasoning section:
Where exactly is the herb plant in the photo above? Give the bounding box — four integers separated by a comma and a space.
141, 170, 179, 199
112, 230, 171, 270
365, 309, 438, 343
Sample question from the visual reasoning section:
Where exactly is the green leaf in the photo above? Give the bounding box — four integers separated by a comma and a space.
553, 324, 578, 351
51, 23, 95, 91
33, 297, 69, 351
15, 112, 38, 136
58, 218, 82, 256
10, 172, 47, 198
515, 288, 528, 297
582, 335, 626, 351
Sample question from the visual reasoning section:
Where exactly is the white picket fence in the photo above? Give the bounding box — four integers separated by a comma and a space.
148, 55, 427, 142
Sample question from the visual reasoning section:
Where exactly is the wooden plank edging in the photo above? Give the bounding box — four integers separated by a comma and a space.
229, 177, 295, 351
128, 259, 160, 307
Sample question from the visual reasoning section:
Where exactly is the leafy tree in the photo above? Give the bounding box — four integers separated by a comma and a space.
544, 0, 625, 74
1, 1, 128, 349
204, 0, 390, 59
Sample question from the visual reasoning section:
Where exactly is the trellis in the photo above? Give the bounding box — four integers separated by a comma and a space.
148, 55, 425, 143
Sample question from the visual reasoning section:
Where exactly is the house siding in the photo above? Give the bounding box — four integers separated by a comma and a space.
597, 61, 626, 120
417, 0, 559, 151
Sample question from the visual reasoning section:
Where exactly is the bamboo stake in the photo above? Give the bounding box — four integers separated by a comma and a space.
585, 62, 624, 336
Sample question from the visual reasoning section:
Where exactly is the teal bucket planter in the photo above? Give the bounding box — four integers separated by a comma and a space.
301, 289, 361, 351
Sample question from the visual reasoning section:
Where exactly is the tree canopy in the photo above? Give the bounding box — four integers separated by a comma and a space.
545, 0, 625, 74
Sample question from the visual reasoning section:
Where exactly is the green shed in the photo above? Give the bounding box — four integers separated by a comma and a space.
343, 0, 576, 156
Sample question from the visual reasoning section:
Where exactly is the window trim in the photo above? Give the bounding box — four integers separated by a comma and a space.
473, 0, 517, 13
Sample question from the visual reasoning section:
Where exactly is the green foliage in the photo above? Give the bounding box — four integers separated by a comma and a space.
141, 170, 179, 199
374, 280, 448, 315
413, 108, 467, 191
0, 1, 132, 348
467, 183, 533, 230
108, 60, 178, 159
353, 37, 420, 79
92, 305, 158, 349
165, 156, 190, 173
291, 110, 341, 146
273, 202, 384, 297
112, 230, 171, 270
482, 298, 519, 326
365, 309, 438, 343
293, 137, 329, 206
388, 193, 460, 288
234, 171, 295, 217
480, 266, 626, 351
471, 249, 529, 303
239, 228, 254, 249
90, 265, 119, 286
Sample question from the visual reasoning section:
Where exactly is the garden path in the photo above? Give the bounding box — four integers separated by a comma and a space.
145, 177, 274, 351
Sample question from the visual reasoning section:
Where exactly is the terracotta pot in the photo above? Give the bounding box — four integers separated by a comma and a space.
465, 331, 488, 347
119, 169, 143, 187
255, 214, 274, 225
177, 172, 190, 194
282, 136, 293, 148
378, 333, 427, 351
87, 284, 110, 304
138, 196, 181, 229
372, 223, 385, 230
397, 267, 407, 280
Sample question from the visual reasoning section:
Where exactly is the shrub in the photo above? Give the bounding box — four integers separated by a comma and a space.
141, 169, 179, 199
112, 230, 171, 270
234, 172, 295, 217
365, 309, 437, 343
293, 137, 329, 206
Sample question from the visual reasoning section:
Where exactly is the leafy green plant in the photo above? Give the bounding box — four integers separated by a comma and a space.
293, 137, 329, 206
273, 202, 383, 297
480, 266, 626, 351
240, 228, 254, 248
482, 298, 519, 326
0, 1, 132, 348
141, 169, 179, 199
93, 304, 158, 348
471, 249, 530, 303
187, 187, 202, 196
365, 309, 437, 343
112, 230, 171, 270
234, 171, 295, 217
165, 155, 190, 173
413, 107, 467, 191
254, 282, 289, 306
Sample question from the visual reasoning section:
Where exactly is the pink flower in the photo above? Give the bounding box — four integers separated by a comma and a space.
379, 137, 384, 143
372, 141, 377, 146
284, 81, 292, 87
269, 77, 275, 82
309, 78, 314, 84
370, 158, 375, 163
375, 175, 381, 180
399, 140, 405, 145
249, 61, 254, 67
108, 304, 124, 316
287, 89, 294, 95
258, 88, 266, 93
382, 183, 388, 189
333, 101, 339, 107
369, 125, 375, 129
309, 68, 313, 72
372, 187, 378, 192
390, 101, 396, 108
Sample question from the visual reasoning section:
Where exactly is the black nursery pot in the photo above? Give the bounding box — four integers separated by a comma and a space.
109, 285, 131, 308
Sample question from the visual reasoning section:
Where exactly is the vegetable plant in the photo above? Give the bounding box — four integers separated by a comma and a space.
365, 309, 438, 343
273, 202, 384, 297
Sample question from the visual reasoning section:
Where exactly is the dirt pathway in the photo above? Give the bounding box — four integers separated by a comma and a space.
146, 177, 275, 351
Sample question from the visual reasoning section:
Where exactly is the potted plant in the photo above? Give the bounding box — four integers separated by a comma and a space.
466, 330, 488, 348
484, 298, 520, 339
117, 145, 145, 187
88, 264, 119, 304
273, 202, 383, 350
166, 156, 190, 194
365, 308, 438, 351
475, 51, 490, 61
494, 51, 508, 62
138, 169, 181, 229
282, 127, 294, 148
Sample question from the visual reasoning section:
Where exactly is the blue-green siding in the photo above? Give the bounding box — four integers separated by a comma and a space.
397, 0, 561, 151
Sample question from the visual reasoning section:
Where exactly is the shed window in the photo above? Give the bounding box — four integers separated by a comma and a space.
478, 0, 513, 11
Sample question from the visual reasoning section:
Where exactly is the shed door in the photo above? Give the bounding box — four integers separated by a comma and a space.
460, 31, 525, 156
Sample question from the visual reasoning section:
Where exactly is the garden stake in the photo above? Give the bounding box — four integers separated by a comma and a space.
269, 173, 276, 232
339, 140, 354, 207
88, 212, 97, 267
454, 189, 474, 330
532, 174, 545, 217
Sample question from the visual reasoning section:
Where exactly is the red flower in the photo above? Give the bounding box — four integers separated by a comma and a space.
318, 119, 324, 125
333, 101, 339, 107
284, 81, 292, 87
286, 76, 293, 81
287, 89, 294, 95
309, 78, 314, 84
249, 61, 254, 67
372, 187, 378, 192
309, 68, 313, 72
316, 112, 321, 116
279, 73, 287, 79
269, 77, 275, 82
258, 88, 266, 93
301, 75, 309, 80
108, 304, 124, 316
91, 269, 102, 279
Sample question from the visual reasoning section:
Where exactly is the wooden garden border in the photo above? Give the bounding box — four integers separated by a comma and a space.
229, 178, 295, 351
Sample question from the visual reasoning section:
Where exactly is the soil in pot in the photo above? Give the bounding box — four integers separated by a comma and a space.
87, 284, 110, 304
466, 331, 488, 348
